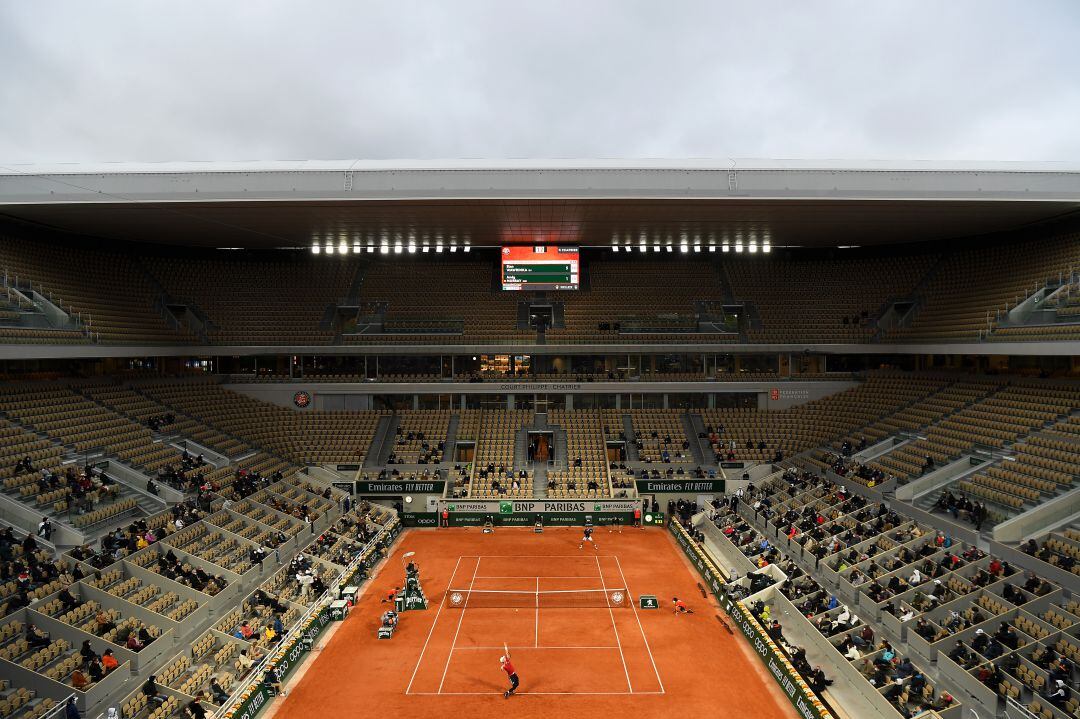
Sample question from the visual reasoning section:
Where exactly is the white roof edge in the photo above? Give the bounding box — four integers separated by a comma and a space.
3, 158, 1080, 175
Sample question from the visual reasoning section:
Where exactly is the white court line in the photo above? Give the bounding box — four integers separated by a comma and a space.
535, 576, 539, 647
472, 575, 607, 579
437, 556, 481, 694
451, 646, 620, 650
614, 554, 665, 694
405, 555, 463, 695
595, 554, 633, 693
408, 686, 660, 690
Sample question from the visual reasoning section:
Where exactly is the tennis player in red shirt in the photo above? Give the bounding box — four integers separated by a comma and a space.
500, 651, 519, 698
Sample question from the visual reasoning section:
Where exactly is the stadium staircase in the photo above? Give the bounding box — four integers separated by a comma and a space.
0, 278, 92, 340
681, 413, 709, 465
367, 415, 398, 466
137, 259, 216, 343
686, 412, 712, 462
986, 271, 1080, 340
442, 413, 461, 463
879, 253, 946, 336
620, 414, 640, 461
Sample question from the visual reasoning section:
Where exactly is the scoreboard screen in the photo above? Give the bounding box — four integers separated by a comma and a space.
501, 246, 580, 291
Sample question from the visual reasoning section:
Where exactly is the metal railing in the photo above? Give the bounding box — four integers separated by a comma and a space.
213, 516, 400, 718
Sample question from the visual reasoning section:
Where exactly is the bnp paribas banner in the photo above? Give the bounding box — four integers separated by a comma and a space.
442, 499, 640, 514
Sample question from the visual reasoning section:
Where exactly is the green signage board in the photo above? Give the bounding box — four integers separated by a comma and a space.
640, 595, 659, 609
667, 522, 830, 719
635, 479, 726, 493
355, 480, 446, 494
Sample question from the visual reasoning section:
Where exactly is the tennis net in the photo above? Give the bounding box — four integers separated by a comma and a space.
444, 588, 629, 609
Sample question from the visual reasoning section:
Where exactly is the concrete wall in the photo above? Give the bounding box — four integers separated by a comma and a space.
223, 380, 860, 412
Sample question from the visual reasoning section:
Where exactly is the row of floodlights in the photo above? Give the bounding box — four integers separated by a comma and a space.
612, 240, 770, 253
312, 241, 471, 255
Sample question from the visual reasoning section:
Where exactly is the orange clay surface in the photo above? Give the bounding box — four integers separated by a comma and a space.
272, 526, 797, 718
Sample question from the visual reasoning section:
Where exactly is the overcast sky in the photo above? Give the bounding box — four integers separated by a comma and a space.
1, 1, 1078, 164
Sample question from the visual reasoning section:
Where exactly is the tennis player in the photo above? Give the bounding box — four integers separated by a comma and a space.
500, 651, 519, 698
673, 596, 693, 615
579, 524, 596, 550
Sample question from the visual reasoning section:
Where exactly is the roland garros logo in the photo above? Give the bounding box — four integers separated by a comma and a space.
293, 391, 312, 408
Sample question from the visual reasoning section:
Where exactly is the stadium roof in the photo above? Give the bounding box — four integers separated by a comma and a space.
1, 159, 1079, 249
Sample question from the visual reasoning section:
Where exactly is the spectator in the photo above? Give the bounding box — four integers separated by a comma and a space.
64, 697, 81, 719
143, 676, 167, 708
209, 677, 230, 704
101, 649, 119, 673
263, 667, 284, 697
185, 693, 208, 719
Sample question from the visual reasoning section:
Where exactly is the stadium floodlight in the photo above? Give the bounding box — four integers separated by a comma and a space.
748, 240, 757, 253
407, 243, 416, 254
666, 244, 673, 253
722, 243, 730, 252
339, 240, 348, 254
708, 244, 716, 252
463, 245, 471, 253
311, 243, 320, 255
421, 245, 430, 253
325, 242, 334, 255
639, 243, 647, 253
379, 244, 389, 255
734, 242, 743, 253
435, 243, 444, 253
763, 242, 771, 254
449, 244, 458, 253
679, 242, 689, 253
693, 244, 701, 253
612, 245, 619, 253
653, 243, 661, 252
394, 241, 403, 254
353, 242, 362, 254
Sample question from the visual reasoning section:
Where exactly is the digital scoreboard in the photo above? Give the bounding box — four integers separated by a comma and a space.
501, 246, 580, 291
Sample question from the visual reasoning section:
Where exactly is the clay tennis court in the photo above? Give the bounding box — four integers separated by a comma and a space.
269, 526, 797, 718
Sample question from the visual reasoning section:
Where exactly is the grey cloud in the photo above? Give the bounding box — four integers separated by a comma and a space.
1, 0, 1078, 163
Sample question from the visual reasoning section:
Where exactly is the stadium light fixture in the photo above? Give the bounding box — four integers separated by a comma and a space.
311, 243, 320, 255
435, 244, 444, 253
421, 245, 430, 253
748, 240, 757, 253
679, 242, 689, 253
693, 244, 701, 253
612, 245, 619, 253
449, 244, 458, 253
463, 245, 471, 253
325, 242, 334, 255
407, 243, 416, 254
763, 242, 771, 254
353, 242, 362, 254
639, 243, 647, 253
367, 245, 376, 253
339, 240, 348, 254
379, 244, 389, 255
394, 242, 403, 254
708, 244, 716, 253
734, 242, 743, 253
722, 244, 730, 253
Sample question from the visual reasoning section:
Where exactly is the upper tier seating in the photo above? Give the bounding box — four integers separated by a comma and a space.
727, 254, 938, 343
143, 254, 360, 345
888, 233, 1080, 342
546, 260, 734, 344
0, 235, 194, 344
343, 259, 531, 344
